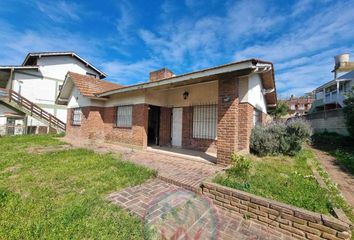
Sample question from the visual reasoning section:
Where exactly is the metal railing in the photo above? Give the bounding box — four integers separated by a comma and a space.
0, 88, 66, 131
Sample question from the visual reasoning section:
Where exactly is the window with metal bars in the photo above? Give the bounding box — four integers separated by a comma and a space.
192, 104, 217, 139
72, 108, 82, 125
116, 105, 133, 128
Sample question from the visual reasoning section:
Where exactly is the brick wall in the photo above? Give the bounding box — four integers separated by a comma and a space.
217, 76, 239, 165
202, 181, 352, 240
159, 107, 171, 146
182, 106, 217, 153
66, 106, 106, 141
238, 103, 253, 151
66, 104, 148, 148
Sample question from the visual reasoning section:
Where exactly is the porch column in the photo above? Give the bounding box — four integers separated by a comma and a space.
238, 103, 254, 152
217, 75, 239, 165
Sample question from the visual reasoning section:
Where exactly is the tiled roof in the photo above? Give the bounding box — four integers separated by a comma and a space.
67, 72, 123, 97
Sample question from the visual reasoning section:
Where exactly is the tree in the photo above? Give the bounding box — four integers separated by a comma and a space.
343, 87, 354, 138
268, 101, 289, 119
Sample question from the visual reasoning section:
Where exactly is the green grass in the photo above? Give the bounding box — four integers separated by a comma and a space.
0, 134, 154, 239
214, 149, 332, 214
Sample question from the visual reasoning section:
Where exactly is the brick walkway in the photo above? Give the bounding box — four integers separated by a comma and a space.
63, 138, 224, 192
108, 179, 292, 240
64, 139, 293, 239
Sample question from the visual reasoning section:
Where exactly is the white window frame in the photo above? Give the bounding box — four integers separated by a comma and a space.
72, 108, 82, 126
192, 104, 217, 140
116, 105, 133, 128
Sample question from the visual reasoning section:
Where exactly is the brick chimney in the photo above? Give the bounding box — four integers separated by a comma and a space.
149, 68, 174, 82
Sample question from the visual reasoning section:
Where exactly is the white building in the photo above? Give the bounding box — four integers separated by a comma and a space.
0, 52, 106, 135
311, 54, 354, 112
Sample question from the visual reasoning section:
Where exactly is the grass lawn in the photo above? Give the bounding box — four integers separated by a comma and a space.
0, 135, 154, 239
214, 149, 332, 214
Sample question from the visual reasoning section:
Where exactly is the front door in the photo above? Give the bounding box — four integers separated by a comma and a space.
172, 108, 182, 147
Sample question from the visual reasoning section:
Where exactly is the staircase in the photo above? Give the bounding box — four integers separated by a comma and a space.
0, 88, 66, 132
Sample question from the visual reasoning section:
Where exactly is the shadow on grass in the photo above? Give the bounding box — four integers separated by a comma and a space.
311, 132, 354, 176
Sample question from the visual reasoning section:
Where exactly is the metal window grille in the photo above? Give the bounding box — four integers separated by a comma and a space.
116, 105, 133, 128
192, 104, 217, 139
253, 109, 261, 126
72, 108, 82, 125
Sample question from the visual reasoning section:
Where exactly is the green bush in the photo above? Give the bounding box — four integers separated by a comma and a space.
343, 88, 354, 138
226, 154, 252, 180
250, 119, 312, 156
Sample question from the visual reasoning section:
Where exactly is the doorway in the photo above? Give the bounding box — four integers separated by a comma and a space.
171, 108, 183, 147
148, 105, 160, 146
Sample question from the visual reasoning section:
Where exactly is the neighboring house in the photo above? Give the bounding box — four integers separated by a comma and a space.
285, 95, 314, 116
57, 59, 277, 165
311, 70, 354, 112
0, 52, 106, 135
306, 53, 354, 136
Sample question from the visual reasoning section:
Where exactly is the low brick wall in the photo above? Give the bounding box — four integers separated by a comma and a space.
201, 181, 352, 240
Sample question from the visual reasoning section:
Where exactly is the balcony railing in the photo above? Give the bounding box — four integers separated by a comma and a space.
324, 91, 345, 106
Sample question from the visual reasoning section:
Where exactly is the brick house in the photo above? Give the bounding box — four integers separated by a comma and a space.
57, 59, 277, 165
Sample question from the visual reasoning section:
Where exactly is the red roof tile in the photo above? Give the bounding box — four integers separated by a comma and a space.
67, 72, 123, 97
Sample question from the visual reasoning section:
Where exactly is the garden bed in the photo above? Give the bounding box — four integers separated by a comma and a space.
214, 149, 332, 214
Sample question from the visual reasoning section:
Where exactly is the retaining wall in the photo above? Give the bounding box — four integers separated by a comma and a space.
202, 181, 352, 240
306, 109, 349, 136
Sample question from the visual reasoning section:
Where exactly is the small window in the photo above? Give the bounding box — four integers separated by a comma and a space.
86, 72, 97, 78
116, 105, 133, 128
58, 84, 63, 91
253, 109, 261, 126
72, 108, 82, 125
192, 105, 217, 139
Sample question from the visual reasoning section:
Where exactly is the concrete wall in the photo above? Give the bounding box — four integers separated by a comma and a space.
306, 109, 349, 136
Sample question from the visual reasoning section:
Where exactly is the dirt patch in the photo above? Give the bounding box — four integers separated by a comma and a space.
2, 164, 22, 174
312, 148, 354, 210
27, 144, 73, 154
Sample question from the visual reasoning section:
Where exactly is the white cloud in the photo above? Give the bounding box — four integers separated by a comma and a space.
101, 59, 159, 85
139, 0, 282, 71
36, 1, 81, 22
234, 1, 354, 98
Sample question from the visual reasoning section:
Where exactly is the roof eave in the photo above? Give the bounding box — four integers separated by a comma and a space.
22, 52, 107, 78
98, 60, 258, 97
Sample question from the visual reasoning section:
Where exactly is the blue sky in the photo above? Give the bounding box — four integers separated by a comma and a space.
1, 0, 354, 98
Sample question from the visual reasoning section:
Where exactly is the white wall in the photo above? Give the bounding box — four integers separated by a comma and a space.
105, 91, 145, 107
68, 86, 94, 108
10, 55, 101, 126
240, 74, 267, 113
0, 103, 19, 117
37, 56, 98, 80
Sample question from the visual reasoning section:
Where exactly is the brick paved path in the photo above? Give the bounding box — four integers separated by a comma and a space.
63, 138, 224, 192
108, 179, 292, 240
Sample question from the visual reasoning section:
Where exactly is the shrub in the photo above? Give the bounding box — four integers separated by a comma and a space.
226, 154, 252, 180
250, 118, 312, 156
343, 87, 354, 138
